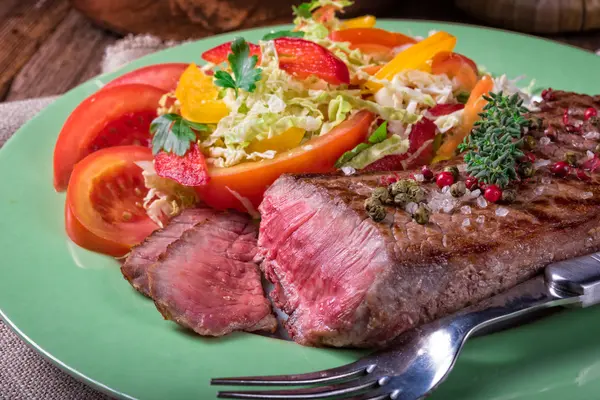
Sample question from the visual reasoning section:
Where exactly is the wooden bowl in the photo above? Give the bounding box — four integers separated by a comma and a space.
72, 0, 390, 40
455, 0, 600, 33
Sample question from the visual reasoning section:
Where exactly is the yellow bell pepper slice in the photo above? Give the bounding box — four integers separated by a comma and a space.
365, 31, 457, 92
340, 15, 376, 29
246, 127, 305, 154
175, 63, 229, 124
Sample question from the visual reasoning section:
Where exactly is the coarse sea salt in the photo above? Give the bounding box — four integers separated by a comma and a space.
534, 186, 545, 196
413, 173, 425, 182
462, 218, 471, 227
588, 150, 595, 159
476, 215, 485, 224
405, 202, 418, 214
442, 185, 450, 194
476, 196, 488, 208
341, 166, 356, 176
541, 176, 552, 185
442, 235, 448, 247
495, 207, 509, 217
582, 191, 594, 199
540, 137, 551, 146
470, 189, 481, 198
584, 132, 600, 140
461, 205, 472, 215
442, 199, 455, 213
533, 159, 551, 169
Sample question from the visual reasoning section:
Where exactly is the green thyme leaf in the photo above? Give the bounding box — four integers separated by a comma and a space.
150, 114, 209, 156
335, 122, 388, 168
213, 37, 262, 96
262, 30, 305, 41
459, 91, 531, 188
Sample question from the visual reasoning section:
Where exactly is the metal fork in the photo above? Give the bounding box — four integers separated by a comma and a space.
212, 252, 600, 400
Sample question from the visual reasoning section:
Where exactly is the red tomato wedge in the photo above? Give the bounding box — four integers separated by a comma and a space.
274, 38, 350, 85
330, 28, 417, 48
155, 145, 210, 187
65, 203, 129, 257
67, 146, 158, 251
195, 110, 375, 212
431, 52, 479, 92
53, 84, 163, 191
102, 63, 188, 93
428, 103, 465, 117
201, 38, 350, 85
201, 42, 261, 64
363, 118, 437, 172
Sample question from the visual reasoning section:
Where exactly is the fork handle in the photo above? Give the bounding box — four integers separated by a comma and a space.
449, 251, 600, 337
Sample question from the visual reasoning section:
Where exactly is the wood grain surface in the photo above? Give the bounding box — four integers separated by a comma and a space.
0, 0, 598, 102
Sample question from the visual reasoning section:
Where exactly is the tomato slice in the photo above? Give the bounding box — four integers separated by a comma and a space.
431, 52, 479, 92
65, 202, 129, 257
154, 145, 210, 187
201, 42, 261, 64
67, 146, 158, 250
102, 63, 188, 93
330, 28, 417, 48
274, 38, 350, 85
362, 118, 437, 171
53, 84, 164, 191
428, 103, 465, 117
201, 38, 350, 85
195, 110, 375, 211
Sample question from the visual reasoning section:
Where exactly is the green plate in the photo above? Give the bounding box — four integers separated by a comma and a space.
1, 20, 600, 400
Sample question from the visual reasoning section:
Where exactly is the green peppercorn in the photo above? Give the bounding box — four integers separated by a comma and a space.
394, 193, 410, 207
529, 117, 543, 130
412, 204, 431, 225
371, 187, 392, 205
407, 185, 425, 203
388, 179, 415, 196
364, 197, 386, 222
443, 166, 459, 181
450, 181, 466, 198
501, 189, 517, 203
518, 162, 534, 178
523, 135, 537, 151
590, 116, 600, 129
564, 152, 578, 166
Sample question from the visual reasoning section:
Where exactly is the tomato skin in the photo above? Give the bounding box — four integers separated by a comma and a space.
102, 63, 188, 93
428, 103, 464, 117
67, 146, 158, 250
362, 118, 437, 172
330, 28, 417, 48
201, 42, 261, 64
195, 110, 375, 212
155, 145, 210, 187
431, 52, 479, 92
65, 203, 129, 257
53, 84, 164, 191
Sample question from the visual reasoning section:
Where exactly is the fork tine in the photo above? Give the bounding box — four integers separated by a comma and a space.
216, 377, 385, 399
211, 363, 374, 386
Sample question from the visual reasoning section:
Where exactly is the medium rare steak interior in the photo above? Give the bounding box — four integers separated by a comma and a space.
258, 91, 600, 347
122, 208, 277, 336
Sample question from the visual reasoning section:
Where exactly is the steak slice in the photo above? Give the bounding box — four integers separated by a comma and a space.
148, 213, 277, 336
258, 91, 600, 347
121, 208, 220, 296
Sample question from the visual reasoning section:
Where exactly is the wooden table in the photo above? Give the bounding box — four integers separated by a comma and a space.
1, 0, 599, 102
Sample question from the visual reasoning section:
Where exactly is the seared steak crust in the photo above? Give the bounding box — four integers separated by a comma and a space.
259, 91, 600, 347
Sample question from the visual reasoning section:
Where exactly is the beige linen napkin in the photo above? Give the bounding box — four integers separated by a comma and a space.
0, 34, 180, 400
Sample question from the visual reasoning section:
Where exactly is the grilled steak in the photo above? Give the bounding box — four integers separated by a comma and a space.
258, 91, 600, 347
121, 208, 219, 296
147, 212, 277, 336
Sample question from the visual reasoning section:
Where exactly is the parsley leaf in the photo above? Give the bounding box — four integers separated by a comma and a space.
262, 30, 305, 41
292, 2, 314, 18
213, 37, 262, 96
335, 122, 388, 168
150, 114, 208, 156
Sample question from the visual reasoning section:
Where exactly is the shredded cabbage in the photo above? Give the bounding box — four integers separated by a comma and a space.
135, 161, 199, 227
341, 135, 409, 169
433, 109, 464, 133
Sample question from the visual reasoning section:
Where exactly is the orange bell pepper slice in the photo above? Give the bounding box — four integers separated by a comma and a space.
433, 75, 494, 162
175, 63, 229, 124
246, 127, 306, 154
365, 31, 457, 91
330, 28, 416, 48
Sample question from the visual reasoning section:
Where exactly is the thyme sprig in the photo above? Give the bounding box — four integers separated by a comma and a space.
458, 92, 530, 188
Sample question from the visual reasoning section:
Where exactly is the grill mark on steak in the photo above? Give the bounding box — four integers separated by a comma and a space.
259, 91, 600, 347
147, 216, 277, 336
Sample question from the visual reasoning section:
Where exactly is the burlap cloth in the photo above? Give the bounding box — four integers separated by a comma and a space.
0, 32, 599, 399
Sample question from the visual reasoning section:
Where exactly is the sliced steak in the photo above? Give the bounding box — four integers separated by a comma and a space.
121, 208, 219, 296
148, 213, 277, 336
258, 91, 600, 347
